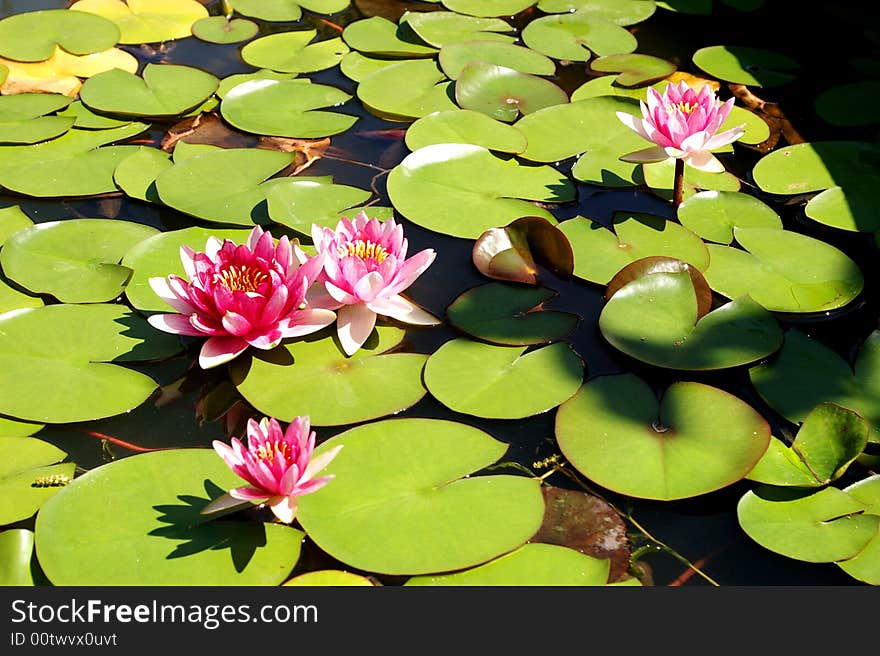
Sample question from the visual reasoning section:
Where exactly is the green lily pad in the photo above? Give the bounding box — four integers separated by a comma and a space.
0, 276, 44, 315
154, 148, 295, 225
71, 0, 209, 44
521, 13, 637, 62
472, 215, 574, 284
590, 53, 676, 87
0, 93, 73, 144
423, 338, 584, 419
0, 303, 181, 423
0, 529, 35, 586
643, 157, 741, 200
341, 16, 437, 58
191, 16, 259, 44
557, 373, 771, 500
455, 62, 568, 122
0, 437, 75, 525
241, 31, 350, 74
217, 70, 300, 98
57, 100, 132, 129
113, 145, 171, 202
676, 191, 781, 244
656, 0, 712, 13
297, 418, 545, 575
837, 476, 880, 584
599, 268, 783, 370
439, 40, 556, 80
537, 0, 657, 24
0, 123, 148, 197
266, 179, 372, 233
220, 79, 357, 138
357, 59, 457, 121
815, 81, 880, 127
570, 74, 654, 102
339, 52, 402, 82
406, 542, 611, 585
0, 205, 34, 244
737, 485, 879, 563
284, 570, 375, 586
230, 0, 302, 21
441, 0, 536, 17
0, 418, 44, 438
231, 326, 429, 427
80, 63, 219, 118
405, 109, 528, 153
703, 227, 864, 313
558, 213, 710, 285
746, 402, 870, 487
35, 448, 304, 585
403, 11, 515, 48
0, 9, 120, 62
447, 282, 579, 345
692, 45, 799, 87
749, 329, 880, 444
0, 218, 158, 304
387, 143, 574, 239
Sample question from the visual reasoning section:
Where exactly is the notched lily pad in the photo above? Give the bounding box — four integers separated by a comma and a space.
342, 16, 437, 58
405, 109, 528, 153
521, 13, 637, 62
693, 45, 798, 87
192, 16, 259, 44
403, 11, 515, 48
676, 190, 781, 244
0, 9, 120, 63
590, 53, 676, 87
357, 59, 456, 121
455, 61, 568, 123
241, 30, 350, 74
71, 0, 209, 44
439, 40, 556, 80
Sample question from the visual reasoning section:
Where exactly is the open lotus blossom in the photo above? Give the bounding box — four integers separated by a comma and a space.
148, 226, 337, 369
616, 81, 746, 173
210, 416, 342, 524
310, 211, 440, 356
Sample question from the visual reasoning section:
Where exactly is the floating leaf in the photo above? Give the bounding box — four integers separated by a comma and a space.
0, 437, 75, 525
439, 40, 556, 80
230, 0, 303, 21
0, 206, 34, 245
0, 9, 120, 62
217, 70, 300, 98
113, 145, 172, 202
455, 62, 568, 122
191, 16, 259, 44
0, 277, 43, 315
590, 53, 676, 86
405, 109, 528, 153
692, 45, 799, 87
676, 191, 781, 244
58, 100, 132, 129
357, 59, 456, 121
284, 570, 375, 586
837, 476, 880, 585
643, 156, 741, 200
266, 179, 373, 233
403, 11, 515, 48
241, 31, 349, 74
297, 418, 545, 575
815, 81, 880, 127
557, 373, 771, 500
342, 16, 437, 57
537, 0, 656, 25
441, 0, 536, 17
603, 256, 712, 316
0, 529, 35, 586
339, 51, 402, 82
521, 13, 637, 62
0, 93, 73, 145
472, 216, 574, 284
70, 0, 209, 44
35, 448, 304, 585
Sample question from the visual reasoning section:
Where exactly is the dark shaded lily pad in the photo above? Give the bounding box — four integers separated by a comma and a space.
472, 216, 574, 284
590, 53, 676, 87
815, 81, 880, 127
455, 61, 568, 122
692, 45, 799, 87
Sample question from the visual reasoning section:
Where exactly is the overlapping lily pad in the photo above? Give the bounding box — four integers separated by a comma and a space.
0, 206, 33, 245
815, 81, 880, 127
0, 529, 35, 586
472, 216, 574, 284
837, 476, 880, 584
557, 373, 771, 500
232, 0, 350, 21
405, 109, 528, 153
0, 304, 180, 423
113, 146, 171, 202
643, 157, 741, 200
342, 16, 437, 58
439, 40, 556, 79
0, 438, 75, 525
423, 338, 584, 419
296, 418, 546, 575
357, 59, 457, 120
339, 52, 402, 82
676, 191, 781, 243
71, 0, 208, 44
537, 0, 657, 24
403, 11, 516, 48
0, 9, 120, 62
521, 13, 637, 62
284, 570, 375, 586
693, 45, 799, 87
442, 0, 536, 17
191, 16, 259, 44
590, 53, 676, 86
703, 227, 864, 313
386, 143, 574, 239
266, 179, 373, 232
35, 448, 304, 585
58, 100, 132, 129
231, 326, 429, 426
455, 62, 568, 122
0, 93, 73, 145
241, 30, 349, 74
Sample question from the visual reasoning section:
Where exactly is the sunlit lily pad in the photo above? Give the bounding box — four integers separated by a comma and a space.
220, 79, 357, 138
456, 62, 568, 122
537, 0, 656, 24
339, 52, 401, 82
656, 0, 712, 13
0, 206, 34, 244
231, 326, 429, 426
405, 109, 528, 153
341, 16, 437, 58
71, 0, 209, 44
241, 31, 349, 74
0, 9, 120, 62
297, 418, 545, 575
233, 0, 350, 21
266, 179, 373, 233
58, 100, 132, 129
0, 218, 158, 304
113, 145, 171, 202
703, 227, 864, 313
692, 45, 799, 87
737, 485, 879, 563
557, 373, 771, 500
676, 191, 781, 244
424, 338, 584, 419
441, 0, 536, 17
284, 570, 375, 586
0, 417, 44, 438
521, 13, 637, 62
447, 282, 579, 345
590, 53, 676, 86
643, 157, 741, 200
599, 268, 783, 370
387, 143, 574, 239
80, 63, 219, 118
439, 40, 556, 80
217, 70, 300, 98
558, 213, 709, 285
746, 402, 870, 487
403, 11, 515, 48
35, 448, 304, 585
837, 476, 880, 584
0, 437, 75, 525
0, 276, 44, 315
815, 81, 880, 127
0, 529, 35, 586
0, 93, 73, 144
191, 16, 259, 44
357, 59, 456, 121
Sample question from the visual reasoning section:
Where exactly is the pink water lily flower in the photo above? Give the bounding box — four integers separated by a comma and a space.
310, 211, 440, 356
210, 416, 342, 524
148, 226, 337, 369
617, 81, 746, 172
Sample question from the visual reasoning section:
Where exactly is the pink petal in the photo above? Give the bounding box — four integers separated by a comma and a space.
147, 313, 206, 337
305, 284, 344, 311
384, 249, 436, 296
212, 440, 243, 470
279, 308, 337, 338
368, 295, 440, 326
353, 271, 387, 302
616, 111, 652, 142
229, 486, 271, 501
301, 444, 344, 483
199, 336, 249, 369
279, 463, 301, 496
245, 328, 283, 350
149, 277, 197, 314
679, 130, 710, 154
325, 280, 358, 305
686, 150, 725, 173
336, 303, 377, 356
221, 311, 254, 337
180, 245, 198, 280
267, 494, 298, 524
702, 125, 746, 151
619, 146, 670, 163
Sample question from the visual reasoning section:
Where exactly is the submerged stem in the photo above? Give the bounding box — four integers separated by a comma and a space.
672, 157, 685, 209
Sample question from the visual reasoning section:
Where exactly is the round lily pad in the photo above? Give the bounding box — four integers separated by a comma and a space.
230, 0, 302, 21
439, 40, 556, 80
837, 476, 880, 584
357, 59, 457, 121
590, 53, 676, 87
537, 0, 657, 25
403, 11, 515, 48
241, 31, 349, 74
0, 303, 180, 423
423, 338, 584, 419
599, 268, 783, 370
231, 326, 429, 427
0, 9, 120, 62
191, 16, 259, 44
0, 529, 35, 586
521, 13, 637, 62
692, 45, 799, 87
737, 485, 879, 563
339, 52, 402, 82
216, 70, 300, 98
815, 81, 880, 127
113, 145, 171, 202
386, 143, 574, 239
80, 63, 219, 118
266, 179, 372, 233
341, 16, 437, 58
71, 0, 209, 44
442, 0, 536, 17
703, 227, 864, 313
57, 100, 132, 129
558, 213, 710, 285
0, 93, 73, 145
0, 218, 158, 304
297, 418, 546, 575
455, 62, 568, 122
284, 570, 375, 586
447, 282, 579, 345
35, 448, 304, 585
0, 437, 75, 525
557, 373, 771, 500
405, 109, 528, 153
676, 191, 781, 244
220, 79, 358, 138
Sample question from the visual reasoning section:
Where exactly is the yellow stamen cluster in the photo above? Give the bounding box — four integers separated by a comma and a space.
216, 265, 269, 293
255, 440, 292, 464
670, 101, 699, 115
338, 239, 389, 263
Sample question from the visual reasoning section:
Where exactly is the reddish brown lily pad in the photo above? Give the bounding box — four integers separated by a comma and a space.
605, 256, 713, 318
472, 216, 574, 285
